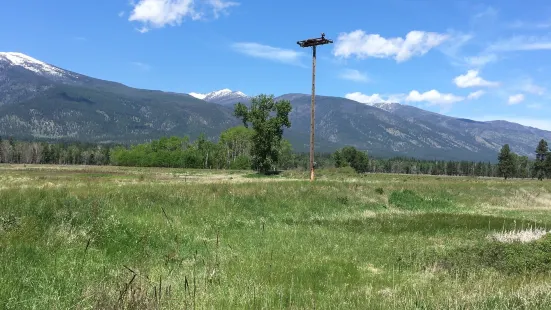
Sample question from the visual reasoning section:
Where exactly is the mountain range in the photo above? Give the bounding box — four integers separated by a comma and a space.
1, 52, 550, 161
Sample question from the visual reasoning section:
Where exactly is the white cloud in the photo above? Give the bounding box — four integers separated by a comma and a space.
453, 70, 499, 88
128, 0, 237, 32
346, 89, 464, 109
137, 27, 149, 34
406, 90, 464, 106
208, 0, 239, 18
468, 90, 485, 100
333, 30, 449, 62
488, 36, 551, 52
508, 94, 525, 105
118, 11, 125, 17
338, 69, 369, 83
231, 42, 304, 66
464, 54, 497, 67
344, 92, 402, 104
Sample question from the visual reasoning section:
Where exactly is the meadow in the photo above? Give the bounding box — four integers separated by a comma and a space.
1, 164, 551, 309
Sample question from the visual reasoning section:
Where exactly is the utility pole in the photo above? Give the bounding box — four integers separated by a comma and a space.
297, 33, 333, 182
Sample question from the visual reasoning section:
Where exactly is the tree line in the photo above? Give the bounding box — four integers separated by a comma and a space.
0, 94, 550, 180
1, 134, 550, 179
497, 140, 551, 180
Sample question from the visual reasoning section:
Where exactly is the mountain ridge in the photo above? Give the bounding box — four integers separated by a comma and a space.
2, 52, 550, 161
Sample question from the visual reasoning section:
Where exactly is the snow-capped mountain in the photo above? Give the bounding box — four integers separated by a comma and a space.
0, 52, 238, 142
0, 52, 77, 80
1, 52, 551, 161
0, 52, 130, 106
190, 89, 249, 106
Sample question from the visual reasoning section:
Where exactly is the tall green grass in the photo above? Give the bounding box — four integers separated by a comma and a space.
1, 166, 551, 309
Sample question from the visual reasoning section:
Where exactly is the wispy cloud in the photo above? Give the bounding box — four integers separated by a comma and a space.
519, 78, 546, 95
453, 70, 499, 88
73, 36, 87, 42
338, 69, 369, 83
508, 94, 525, 105
128, 0, 238, 33
208, 0, 239, 18
438, 31, 491, 68
467, 90, 485, 100
231, 42, 305, 66
472, 5, 498, 21
464, 54, 498, 67
131, 61, 151, 71
488, 35, 551, 52
333, 30, 449, 62
508, 20, 551, 29
118, 11, 125, 18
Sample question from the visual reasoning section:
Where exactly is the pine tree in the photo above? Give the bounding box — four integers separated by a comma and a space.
474, 162, 483, 176
535, 139, 549, 181
545, 150, 551, 179
498, 144, 515, 180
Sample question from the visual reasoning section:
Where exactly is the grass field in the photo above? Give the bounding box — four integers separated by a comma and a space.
1, 164, 551, 309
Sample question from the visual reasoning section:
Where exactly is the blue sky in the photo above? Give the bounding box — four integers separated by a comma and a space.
1, 0, 551, 130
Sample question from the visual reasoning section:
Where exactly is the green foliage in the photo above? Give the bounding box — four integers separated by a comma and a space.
4, 136, 551, 182
498, 144, 516, 179
234, 94, 292, 174
277, 139, 295, 170
219, 126, 253, 169
536, 139, 548, 156
333, 146, 369, 173
535, 139, 550, 180
110, 135, 221, 169
230, 155, 251, 170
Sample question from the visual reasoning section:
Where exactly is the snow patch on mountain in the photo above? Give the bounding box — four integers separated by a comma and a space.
189, 92, 207, 100
0, 52, 69, 78
189, 89, 249, 104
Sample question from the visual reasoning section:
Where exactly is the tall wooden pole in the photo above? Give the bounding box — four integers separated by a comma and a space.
309, 46, 316, 182
296, 33, 332, 182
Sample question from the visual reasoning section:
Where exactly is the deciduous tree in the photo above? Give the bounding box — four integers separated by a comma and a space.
234, 94, 291, 174
333, 146, 369, 173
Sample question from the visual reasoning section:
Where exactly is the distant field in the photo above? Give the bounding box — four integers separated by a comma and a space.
1, 164, 551, 309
